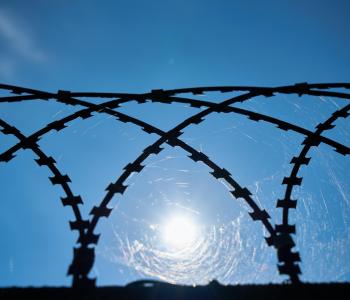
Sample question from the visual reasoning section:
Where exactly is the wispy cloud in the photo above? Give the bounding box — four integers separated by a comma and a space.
0, 55, 16, 78
0, 8, 46, 79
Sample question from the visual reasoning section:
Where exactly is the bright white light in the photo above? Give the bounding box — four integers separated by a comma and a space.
162, 215, 198, 249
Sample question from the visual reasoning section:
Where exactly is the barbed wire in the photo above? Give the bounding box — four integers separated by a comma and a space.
275, 102, 350, 283
0, 82, 349, 286
0, 119, 88, 243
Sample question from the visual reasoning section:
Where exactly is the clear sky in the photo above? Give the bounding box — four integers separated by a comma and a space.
0, 0, 349, 287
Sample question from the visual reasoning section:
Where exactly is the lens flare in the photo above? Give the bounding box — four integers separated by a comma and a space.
161, 216, 198, 249
104, 212, 274, 285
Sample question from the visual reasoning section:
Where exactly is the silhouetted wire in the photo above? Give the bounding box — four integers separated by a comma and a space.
0, 82, 349, 286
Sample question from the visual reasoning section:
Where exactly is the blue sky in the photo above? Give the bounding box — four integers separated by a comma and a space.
0, 0, 350, 286
1, 0, 350, 90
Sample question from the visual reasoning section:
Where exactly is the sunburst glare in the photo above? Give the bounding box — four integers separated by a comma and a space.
161, 215, 198, 250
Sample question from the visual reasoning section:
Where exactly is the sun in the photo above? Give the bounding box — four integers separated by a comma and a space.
161, 215, 198, 249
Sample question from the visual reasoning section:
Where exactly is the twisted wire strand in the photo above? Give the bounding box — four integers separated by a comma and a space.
1, 89, 349, 161
1, 82, 349, 155
0, 118, 87, 245
275, 102, 350, 282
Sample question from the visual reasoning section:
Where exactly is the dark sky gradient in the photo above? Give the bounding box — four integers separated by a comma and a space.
1, 0, 350, 90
